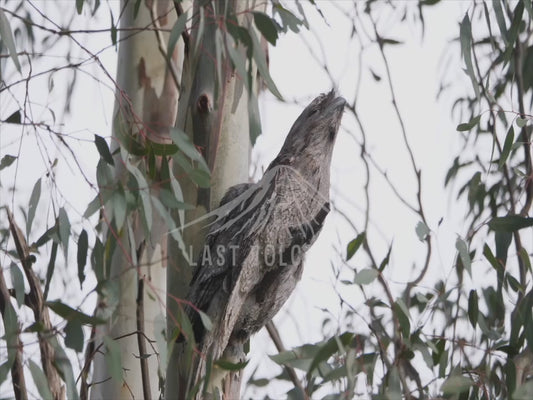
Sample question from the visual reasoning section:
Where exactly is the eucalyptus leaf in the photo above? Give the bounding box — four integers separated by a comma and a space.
0, 154, 17, 171
253, 12, 278, 45
28, 360, 54, 400
103, 336, 122, 383
9, 262, 25, 307
455, 236, 472, 278
27, 178, 42, 236
77, 229, 88, 288
0, 8, 21, 72
65, 319, 84, 352
94, 134, 114, 166
167, 11, 188, 60
354, 268, 378, 285
346, 232, 365, 261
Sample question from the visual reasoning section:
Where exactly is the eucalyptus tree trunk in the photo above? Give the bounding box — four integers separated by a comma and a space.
166, 1, 263, 398
90, 1, 182, 399
87, 0, 264, 398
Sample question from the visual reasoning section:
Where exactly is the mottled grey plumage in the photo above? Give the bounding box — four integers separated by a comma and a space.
185, 91, 346, 360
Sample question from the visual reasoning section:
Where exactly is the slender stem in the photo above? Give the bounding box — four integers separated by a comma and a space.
0, 264, 28, 400
265, 321, 307, 399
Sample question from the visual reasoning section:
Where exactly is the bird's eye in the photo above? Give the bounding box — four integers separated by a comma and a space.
309, 109, 318, 116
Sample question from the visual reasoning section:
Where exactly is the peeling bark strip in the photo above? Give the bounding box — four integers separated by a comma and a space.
6, 209, 65, 400
184, 92, 346, 396
0, 263, 28, 400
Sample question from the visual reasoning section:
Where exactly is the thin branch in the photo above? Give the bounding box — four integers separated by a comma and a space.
265, 321, 307, 399
0, 264, 28, 400
135, 241, 152, 400
6, 208, 65, 400
136, 277, 152, 400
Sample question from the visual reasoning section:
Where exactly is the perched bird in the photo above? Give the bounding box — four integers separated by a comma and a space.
184, 90, 346, 364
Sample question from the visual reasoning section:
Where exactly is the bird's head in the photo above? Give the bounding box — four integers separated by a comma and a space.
271, 90, 346, 169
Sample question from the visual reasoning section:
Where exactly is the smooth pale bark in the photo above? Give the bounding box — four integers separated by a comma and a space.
90, 1, 182, 399
166, 1, 263, 398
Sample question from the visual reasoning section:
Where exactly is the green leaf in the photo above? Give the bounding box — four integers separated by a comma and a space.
110, 11, 117, 47
492, 0, 508, 43
456, 115, 480, 131
483, 243, 503, 274
306, 332, 353, 379
0, 298, 18, 383
9, 263, 25, 307
468, 289, 478, 328
459, 14, 479, 99
46, 301, 104, 325
503, 2, 524, 65
524, 0, 533, 19
517, 117, 528, 127
189, 168, 211, 188
441, 375, 473, 395
26, 178, 42, 236
126, 162, 152, 233
64, 319, 84, 352
347, 232, 365, 261
133, 0, 142, 18
226, 37, 249, 89
273, 4, 304, 33
84, 190, 113, 219
0, 154, 17, 171
214, 359, 249, 371
354, 268, 378, 285
415, 221, 430, 241
149, 141, 178, 156
394, 299, 411, 338
103, 336, 122, 383
378, 37, 403, 46
5, 110, 21, 124
0, 8, 21, 72
77, 229, 88, 288
489, 215, 533, 231
198, 310, 213, 332
248, 88, 262, 144
94, 134, 114, 166
495, 230, 512, 265
49, 338, 79, 400
253, 12, 279, 45
249, 28, 283, 100
58, 207, 71, 261
76, 0, 84, 14
170, 127, 209, 172
455, 236, 472, 277
112, 184, 127, 230
91, 238, 104, 282
506, 273, 523, 293
28, 360, 54, 400
43, 241, 58, 301
167, 11, 188, 60
379, 245, 392, 272
498, 126, 514, 170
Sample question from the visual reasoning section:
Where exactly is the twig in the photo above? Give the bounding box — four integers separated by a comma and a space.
136, 277, 152, 400
135, 240, 152, 400
0, 264, 28, 400
265, 321, 307, 399
6, 208, 65, 400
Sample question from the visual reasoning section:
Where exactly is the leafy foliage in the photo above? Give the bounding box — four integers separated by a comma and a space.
2, 0, 532, 399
